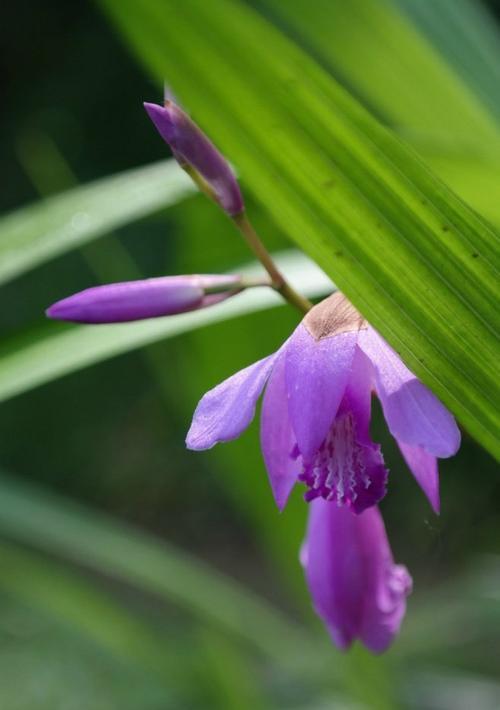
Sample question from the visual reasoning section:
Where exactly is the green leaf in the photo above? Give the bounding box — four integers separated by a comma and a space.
0, 251, 331, 402
266, 0, 500, 227
396, 0, 500, 121
0, 468, 497, 679
0, 539, 191, 689
264, 0, 500, 145
0, 470, 328, 674
0, 160, 193, 285
99, 0, 500, 458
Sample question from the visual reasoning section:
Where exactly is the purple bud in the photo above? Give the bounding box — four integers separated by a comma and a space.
144, 101, 244, 217
46, 275, 241, 324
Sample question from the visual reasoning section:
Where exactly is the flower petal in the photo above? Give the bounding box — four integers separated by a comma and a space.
299, 346, 387, 513
341, 347, 388, 513
260, 353, 300, 510
358, 328, 460, 457
301, 500, 412, 654
398, 442, 440, 514
285, 325, 358, 461
186, 353, 278, 450
360, 558, 412, 654
301, 500, 363, 650
340, 345, 374, 442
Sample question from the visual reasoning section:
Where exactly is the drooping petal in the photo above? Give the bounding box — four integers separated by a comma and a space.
186, 353, 278, 450
358, 328, 460, 458
398, 442, 440, 514
301, 500, 412, 654
301, 499, 363, 650
285, 324, 358, 461
260, 352, 300, 510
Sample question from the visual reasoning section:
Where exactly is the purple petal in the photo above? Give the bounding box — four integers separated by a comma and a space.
285, 325, 358, 461
186, 353, 278, 450
144, 102, 244, 216
339, 347, 388, 513
398, 442, 440, 514
340, 345, 374, 442
301, 500, 412, 654
358, 328, 460, 458
260, 352, 300, 510
298, 345, 387, 513
344, 444, 388, 514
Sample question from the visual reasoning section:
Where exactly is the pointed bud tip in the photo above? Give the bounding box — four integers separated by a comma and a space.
143, 97, 244, 216
45, 304, 59, 320
143, 102, 176, 145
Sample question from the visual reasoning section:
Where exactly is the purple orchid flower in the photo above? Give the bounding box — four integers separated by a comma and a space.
144, 101, 244, 217
46, 274, 241, 324
187, 292, 460, 514
301, 500, 412, 653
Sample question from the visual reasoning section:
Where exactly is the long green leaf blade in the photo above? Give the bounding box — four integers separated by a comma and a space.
264, 0, 500, 144
397, 0, 500, 121
0, 471, 325, 671
99, 0, 500, 457
0, 160, 193, 285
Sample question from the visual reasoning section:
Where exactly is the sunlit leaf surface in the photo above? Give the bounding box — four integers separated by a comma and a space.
100, 0, 500, 458
0, 160, 193, 285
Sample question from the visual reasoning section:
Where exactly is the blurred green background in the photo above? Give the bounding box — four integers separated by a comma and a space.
0, 1, 499, 708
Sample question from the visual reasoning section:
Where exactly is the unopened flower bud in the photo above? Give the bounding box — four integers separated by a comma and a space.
46, 274, 242, 324
144, 101, 244, 217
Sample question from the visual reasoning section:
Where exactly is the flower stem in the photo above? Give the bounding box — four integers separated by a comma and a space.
180, 162, 312, 313
232, 213, 313, 314
204, 276, 272, 295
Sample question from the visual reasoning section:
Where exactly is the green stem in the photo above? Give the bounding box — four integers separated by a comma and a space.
180, 160, 312, 314
232, 213, 313, 314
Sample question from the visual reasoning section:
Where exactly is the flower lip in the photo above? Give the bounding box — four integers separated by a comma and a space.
297, 410, 388, 513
